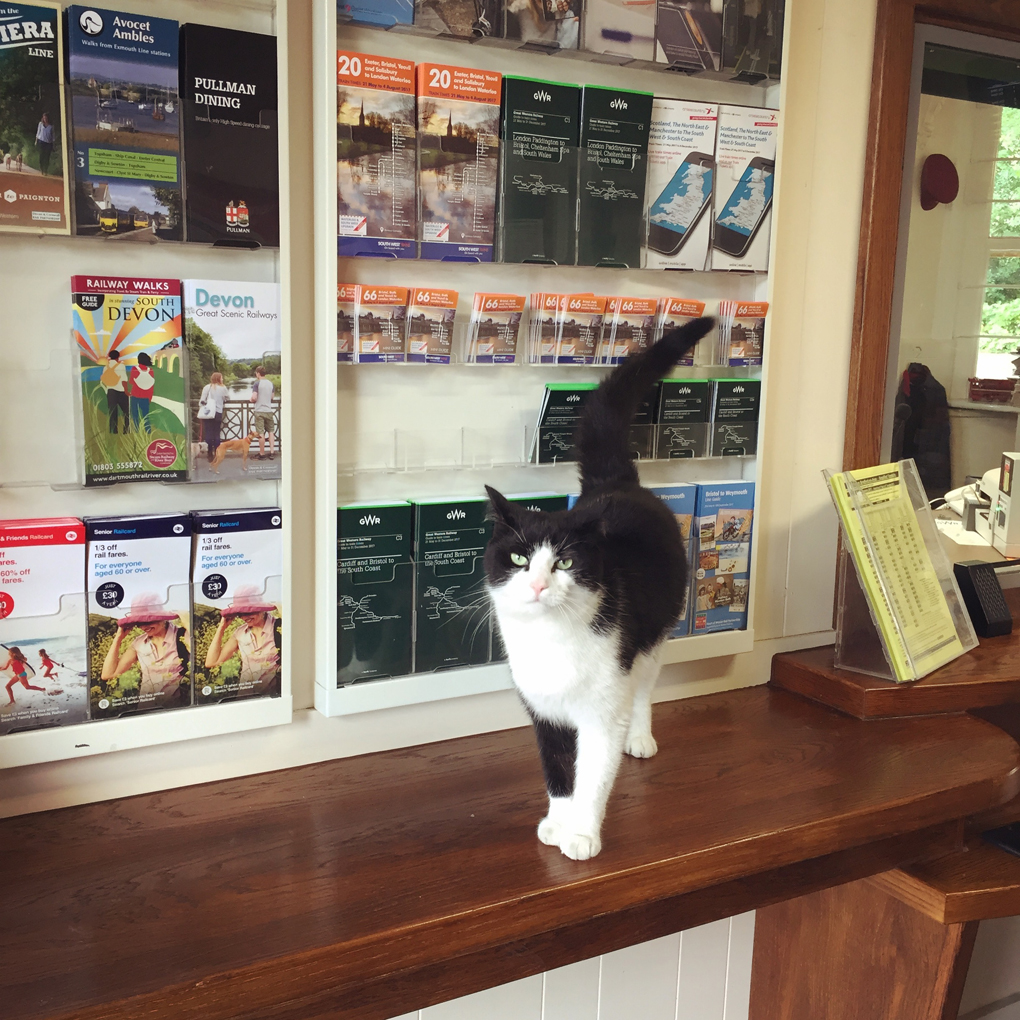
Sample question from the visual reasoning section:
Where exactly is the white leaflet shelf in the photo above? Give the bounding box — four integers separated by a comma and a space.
314, 2, 778, 717
0, 0, 295, 769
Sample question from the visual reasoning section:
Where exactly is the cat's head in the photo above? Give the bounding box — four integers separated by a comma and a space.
483, 485, 604, 621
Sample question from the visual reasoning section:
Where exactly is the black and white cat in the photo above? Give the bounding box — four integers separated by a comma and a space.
484, 317, 715, 860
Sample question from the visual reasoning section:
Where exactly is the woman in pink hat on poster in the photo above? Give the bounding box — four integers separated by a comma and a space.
101, 593, 189, 704
204, 585, 281, 697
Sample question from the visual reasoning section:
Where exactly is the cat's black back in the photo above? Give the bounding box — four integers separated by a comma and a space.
485, 316, 716, 671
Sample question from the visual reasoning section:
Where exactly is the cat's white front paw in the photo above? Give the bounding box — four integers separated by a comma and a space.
537, 815, 563, 846
625, 731, 658, 758
560, 830, 601, 860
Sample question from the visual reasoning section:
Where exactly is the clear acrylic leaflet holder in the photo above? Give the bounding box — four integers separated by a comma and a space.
827, 459, 978, 683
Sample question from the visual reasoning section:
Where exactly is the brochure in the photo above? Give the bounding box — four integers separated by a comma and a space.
655, 379, 712, 459
466, 292, 524, 364
412, 497, 491, 672
417, 62, 501, 261
337, 500, 413, 685
415, 0, 499, 36
503, 0, 580, 48
651, 484, 697, 636
644, 100, 717, 271
66, 6, 182, 239
577, 85, 653, 268
183, 280, 281, 481
531, 382, 598, 463
72, 275, 187, 485
406, 287, 458, 364
336, 50, 416, 258
692, 481, 754, 633
557, 294, 605, 365
338, 282, 357, 363
180, 25, 279, 246
711, 379, 760, 456
0, 518, 88, 735
86, 513, 192, 718
711, 105, 779, 271
826, 463, 975, 682
342, 0, 415, 27
718, 300, 767, 366
656, 298, 708, 366
355, 285, 408, 363
601, 296, 658, 364
499, 75, 580, 265
0, 2, 70, 233
655, 0, 722, 71
191, 507, 282, 703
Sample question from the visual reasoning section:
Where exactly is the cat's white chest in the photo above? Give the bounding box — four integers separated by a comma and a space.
497, 609, 619, 719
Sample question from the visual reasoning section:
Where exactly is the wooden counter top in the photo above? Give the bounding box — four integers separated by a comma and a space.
871, 839, 1020, 925
770, 591, 1020, 719
4, 687, 1020, 1020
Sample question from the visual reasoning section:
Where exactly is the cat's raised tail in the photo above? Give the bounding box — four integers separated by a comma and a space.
576, 317, 716, 495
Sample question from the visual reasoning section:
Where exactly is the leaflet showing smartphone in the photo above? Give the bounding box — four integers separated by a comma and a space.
644, 99, 718, 270
711, 105, 779, 271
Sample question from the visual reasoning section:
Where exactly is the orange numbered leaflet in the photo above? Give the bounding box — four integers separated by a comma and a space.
558, 294, 606, 365
470, 293, 525, 364
718, 299, 768, 367
605, 296, 659, 364
407, 288, 459, 364
657, 297, 707, 366
337, 283, 359, 362
336, 52, 416, 258
355, 286, 409, 363
417, 63, 502, 262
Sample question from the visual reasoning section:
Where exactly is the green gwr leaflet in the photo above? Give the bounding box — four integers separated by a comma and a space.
533, 382, 599, 464
711, 379, 760, 456
499, 76, 580, 266
412, 498, 491, 672
655, 379, 712, 459
337, 502, 413, 685
577, 85, 653, 268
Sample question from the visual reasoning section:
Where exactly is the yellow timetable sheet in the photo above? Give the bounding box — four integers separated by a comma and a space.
828, 463, 966, 682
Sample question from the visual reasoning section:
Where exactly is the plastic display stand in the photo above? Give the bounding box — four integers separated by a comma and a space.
828, 459, 978, 684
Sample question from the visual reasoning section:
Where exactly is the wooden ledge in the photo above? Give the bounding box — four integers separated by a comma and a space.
770, 592, 1020, 720
871, 839, 1020, 925
5, 687, 1020, 1020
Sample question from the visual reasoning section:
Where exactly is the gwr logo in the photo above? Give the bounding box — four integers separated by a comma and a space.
678, 387, 691, 394
566, 394, 581, 402
359, 515, 381, 526
447, 509, 466, 520
534, 90, 552, 102
733, 386, 745, 393
610, 97, 628, 110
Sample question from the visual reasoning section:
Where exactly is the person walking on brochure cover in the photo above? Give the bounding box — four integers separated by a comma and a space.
101, 594, 189, 704
100, 350, 130, 434
199, 371, 229, 463
35, 112, 54, 176
205, 586, 281, 697
250, 365, 276, 461
2, 647, 45, 706
128, 353, 156, 434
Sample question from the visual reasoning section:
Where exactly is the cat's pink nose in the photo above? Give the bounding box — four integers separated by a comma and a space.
530, 579, 548, 599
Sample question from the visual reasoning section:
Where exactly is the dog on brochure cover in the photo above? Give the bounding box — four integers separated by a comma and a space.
484, 317, 715, 861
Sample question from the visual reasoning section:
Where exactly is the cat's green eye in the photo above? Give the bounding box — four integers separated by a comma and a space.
555, 558, 573, 570
510, 552, 528, 567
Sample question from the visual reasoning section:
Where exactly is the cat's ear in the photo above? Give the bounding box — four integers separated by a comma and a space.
485, 485, 518, 528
